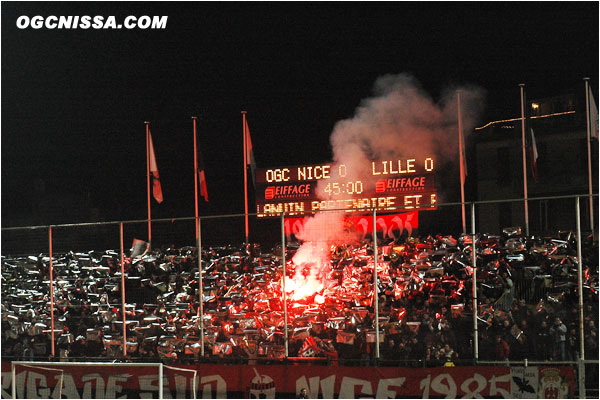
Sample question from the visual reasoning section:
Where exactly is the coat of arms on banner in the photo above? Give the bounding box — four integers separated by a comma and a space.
248, 368, 276, 399
538, 368, 570, 399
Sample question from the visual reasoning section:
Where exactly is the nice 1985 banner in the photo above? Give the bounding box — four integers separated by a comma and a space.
2, 362, 574, 398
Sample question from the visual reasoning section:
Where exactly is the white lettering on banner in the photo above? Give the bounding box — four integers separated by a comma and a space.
161, 375, 172, 399
286, 213, 416, 241
489, 374, 511, 398
200, 375, 227, 399
1, 372, 12, 399
391, 215, 412, 238
357, 218, 369, 237
16, 372, 26, 399
376, 217, 390, 238
26, 371, 49, 399
106, 374, 130, 399
460, 374, 487, 398
61, 374, 80, 399
376, 377, 406, 398
430, 373, 457, 398
338, 377, 373, 398
82, 373, 105, 399
139, 375, 159, 398
0, 365, 571, 398
293, 220, 303, 237
173, 374, 188, 399
404, 213, 414, 236
421, 373, 458, 399
421, 374, 431, 398
296, 375, 335, 399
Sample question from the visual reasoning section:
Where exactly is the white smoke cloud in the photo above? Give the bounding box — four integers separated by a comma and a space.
324, 73, 485, 192
291, 73, 484, 290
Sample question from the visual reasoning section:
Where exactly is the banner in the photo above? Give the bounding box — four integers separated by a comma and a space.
284, 211, 418, 241
1, 362, 574, 399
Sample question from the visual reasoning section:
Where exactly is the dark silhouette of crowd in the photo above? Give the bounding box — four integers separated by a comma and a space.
2, 227, 598, 382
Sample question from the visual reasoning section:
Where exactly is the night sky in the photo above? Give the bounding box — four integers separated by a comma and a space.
2, 2, 598, 228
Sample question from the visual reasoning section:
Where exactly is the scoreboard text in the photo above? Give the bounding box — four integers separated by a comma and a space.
256, 158, 437, 217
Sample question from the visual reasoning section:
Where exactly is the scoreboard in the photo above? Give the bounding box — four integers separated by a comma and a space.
255, 157, 437, 218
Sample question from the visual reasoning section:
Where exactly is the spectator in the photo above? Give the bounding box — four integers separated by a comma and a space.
22, 338, 34, 361
1, 230, 597, 366
549, 317, 567, 361
535, 320, 551, 361
584, 328, 599, 389
382, 338, 401, 362
419, 313, 435, 345
496, 272, 514, 312
495, 335, 510, 365
566, 327, 579, 361
408, 336, 424, 366
584, 327, 598, 360
519, 319, 535, 359
439, 343, 457, 365
297, 388, 308, 399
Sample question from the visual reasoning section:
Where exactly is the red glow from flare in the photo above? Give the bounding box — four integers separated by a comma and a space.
285, 275, 324, 301
283, 243, 331, 301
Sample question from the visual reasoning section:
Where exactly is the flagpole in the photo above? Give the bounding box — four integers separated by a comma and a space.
120, 222, 127, 357
471, 203, 478, 362
281, 213, 288, 358
49, 226, 55, 357
457, 91, 467, 234
242, 111, 249, 244
198, 218, 204, 357
193, 116, 199, 239
145, 121, 152, 243
373, 208, 380, 360
584, 78, 595, 239
519, 84, 530, 236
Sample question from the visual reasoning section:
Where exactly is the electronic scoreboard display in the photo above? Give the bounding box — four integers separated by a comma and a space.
255, 157, 437, 217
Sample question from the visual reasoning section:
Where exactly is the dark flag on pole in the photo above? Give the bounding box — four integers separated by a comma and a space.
148, 129, 163, 203
245, 118, 256, 189
528, 128, 539, 183
197, 144, 209, 202
589, 87, 599, 140
524, 93, 538, 183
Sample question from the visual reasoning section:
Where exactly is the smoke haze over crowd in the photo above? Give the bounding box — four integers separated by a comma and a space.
326, 72, 485, 193
292, 74, 485, 291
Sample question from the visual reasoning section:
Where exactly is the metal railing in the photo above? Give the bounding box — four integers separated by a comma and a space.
2, 193, 598, 397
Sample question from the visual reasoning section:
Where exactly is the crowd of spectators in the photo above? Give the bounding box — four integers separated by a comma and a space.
2, 227, 598, 376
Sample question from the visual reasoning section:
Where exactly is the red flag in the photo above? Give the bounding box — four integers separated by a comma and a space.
197, 144, 208, 202
148, 129, 163, 203
299, 336, 319, 357
245, 119, 256, 188
529, 128, 539, 183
